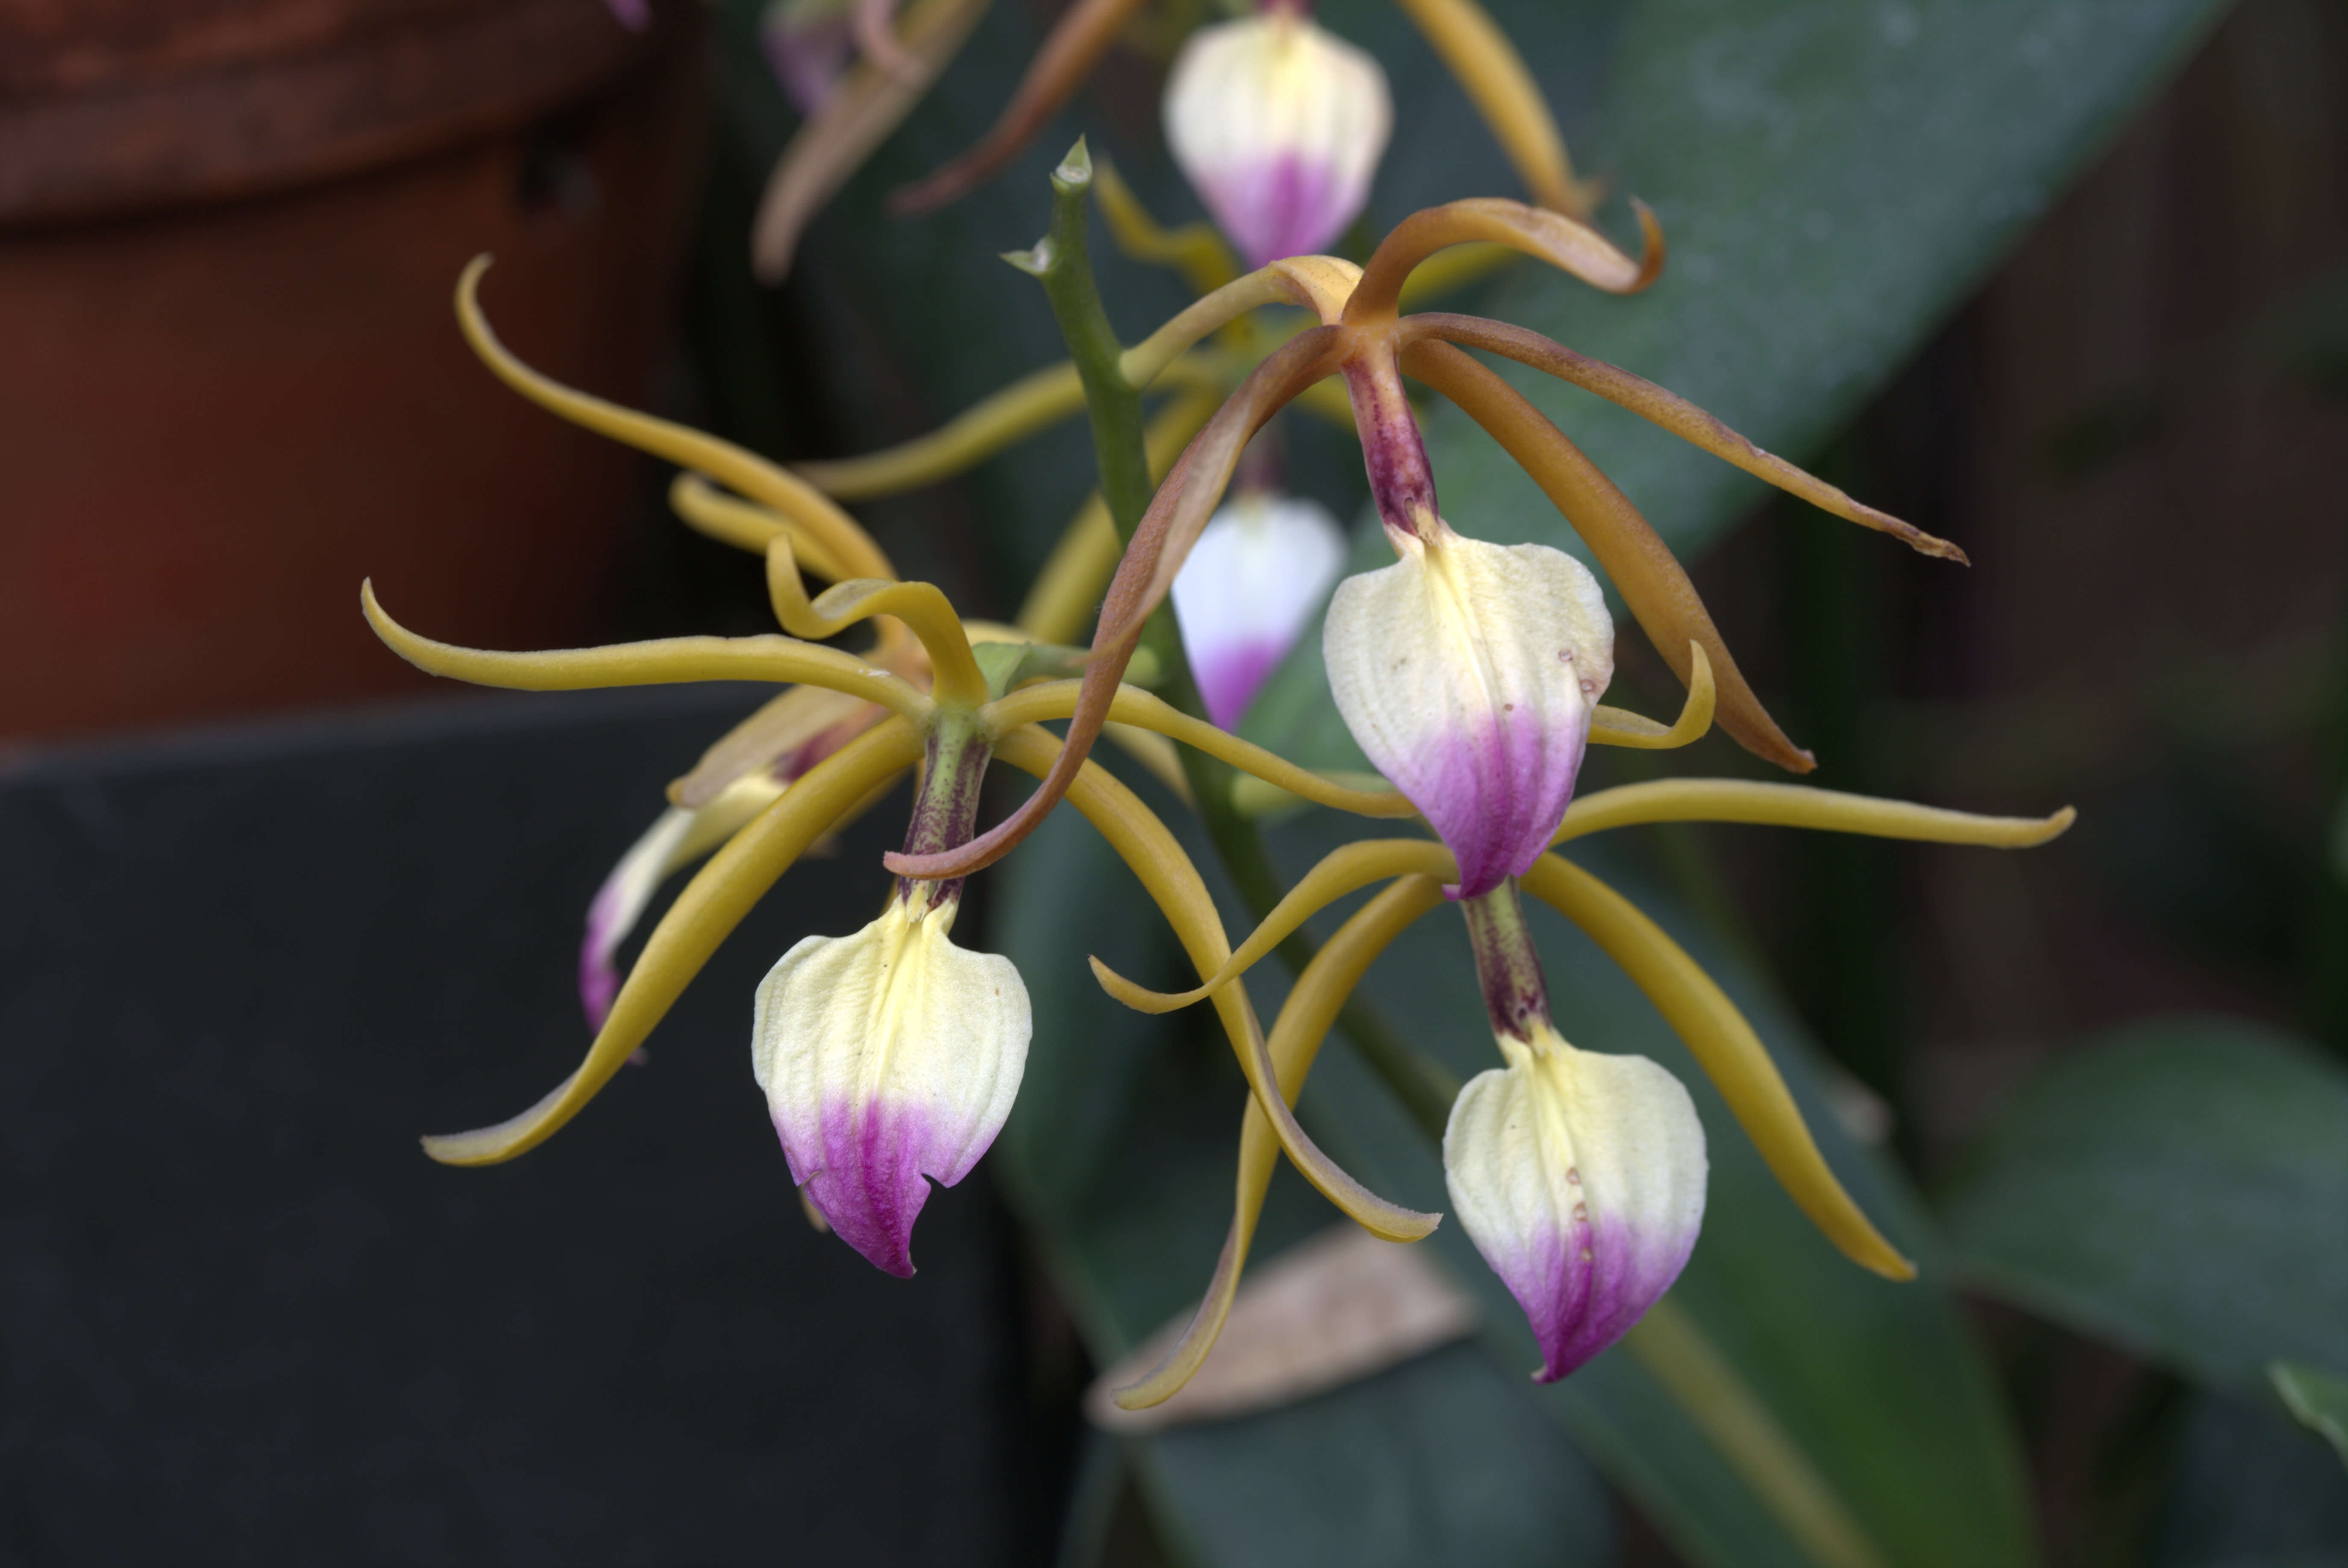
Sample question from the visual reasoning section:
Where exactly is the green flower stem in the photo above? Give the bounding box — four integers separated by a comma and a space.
1026, 140, 1458, 1145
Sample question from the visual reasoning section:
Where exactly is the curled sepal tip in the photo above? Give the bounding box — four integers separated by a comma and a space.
753, 895, 1030, 1277
1347, 197, 1663, 326
1446, 1026, 1707, 1381
1324, 525, 1613, 899
1590, 643, 1714, 750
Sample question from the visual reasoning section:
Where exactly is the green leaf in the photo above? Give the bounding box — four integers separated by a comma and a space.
990, 798, 1615, 1568
2272, 1363, 2348, 1471
1246, 0, 2231, 768
1938, 1019, 2348, 1395
1282, 826, 2040, 1568
1138, 1344, 1616, 1568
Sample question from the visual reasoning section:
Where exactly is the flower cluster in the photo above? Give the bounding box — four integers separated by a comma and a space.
751, 0, 1603, 282
375, 173, 2066, 1397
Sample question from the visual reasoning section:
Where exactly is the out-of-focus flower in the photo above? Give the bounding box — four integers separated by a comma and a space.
759, 0, 856, 115
1170, 491, 1349, 729
1162, 5, 1393, 268
891, 0, 1610, 238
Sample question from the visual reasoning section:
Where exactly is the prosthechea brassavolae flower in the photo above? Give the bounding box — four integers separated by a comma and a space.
883, 191, 1960, 889
845, 182, 2064, 1398
754, 0, 1608, 280
387, 188, 2063, 1398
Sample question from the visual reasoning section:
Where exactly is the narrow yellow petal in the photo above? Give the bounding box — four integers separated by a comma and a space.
1517, 853, 1914, 1279
421, 720, 925, 1165
1118, 257, 1357, 388
667, 682, 887, 810
1411, 313, 1967, 563
1114, 874, 1449, 1409
1348, 198, 1662, 325
888, 331, 1347, 883
993, 725, 1439, 1244
361, 580, 931, 721
1091, 838, 1450, 1013
455, 257, 892, 581
1555, 779, 2076, 849
794, 362, 1086, 500
764, 537, 988, 709
1395, 242, 1521, 312
1386, 0, 1591, 215
1093, 156, 1242, 298
1102, 723, 1195, 804
668, 474, 855, 581
1403, 337, 1811, 773
1589, 643, 1716, 750
985, 679, 1419, 818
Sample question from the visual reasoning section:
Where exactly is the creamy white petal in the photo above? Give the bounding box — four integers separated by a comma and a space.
1324, 526, 1612, 897
1444, 1029, 1707, 1380
752, 898, 1030, 1276
1171, 493, 1350, 729
1163, 13, 1392, 267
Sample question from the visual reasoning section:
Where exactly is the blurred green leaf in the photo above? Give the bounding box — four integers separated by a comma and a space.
2272, 1363, 2348, 1471
1939, 1019, 2348, 1395
1247, 0, 2232, 768
1283, 826, 2039, 1568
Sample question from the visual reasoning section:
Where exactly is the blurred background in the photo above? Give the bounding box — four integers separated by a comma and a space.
2, 0, 2342, 1564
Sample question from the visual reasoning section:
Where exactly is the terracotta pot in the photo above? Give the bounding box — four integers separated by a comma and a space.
0, 0, 709, 739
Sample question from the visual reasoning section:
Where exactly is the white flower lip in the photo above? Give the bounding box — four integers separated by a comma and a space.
1444, 1028, 1708, 1380
752, 896, 1030, 1276
1323, 527, 1614, 898
1162, 12, 1394, 268
1171, 492, 1350, 730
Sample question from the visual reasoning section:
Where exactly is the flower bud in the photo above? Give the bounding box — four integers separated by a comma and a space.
1323, 521, 1613, 899
1162, 8, 1393, 268
1444, 1025, 1707, 1380
753, 893, 1030, 1276
1170, 491, 1349, 729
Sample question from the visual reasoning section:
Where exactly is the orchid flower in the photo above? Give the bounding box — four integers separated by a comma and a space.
1089, 675, 2075, 1395
883, 193, 1962, 889
375, 255, 1506, 1273
822, 182, 2056, 1396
